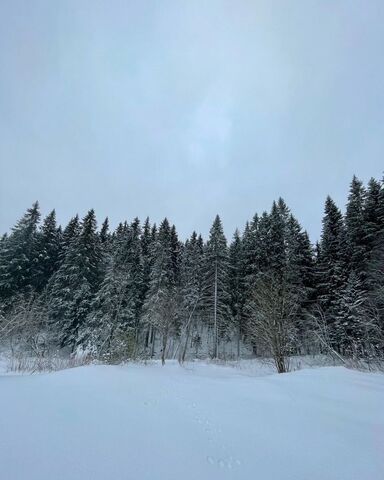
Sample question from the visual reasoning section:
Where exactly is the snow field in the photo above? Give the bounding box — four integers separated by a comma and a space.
0, 361, 383, 480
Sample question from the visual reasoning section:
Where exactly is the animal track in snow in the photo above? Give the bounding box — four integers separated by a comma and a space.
206, 455, 241, 469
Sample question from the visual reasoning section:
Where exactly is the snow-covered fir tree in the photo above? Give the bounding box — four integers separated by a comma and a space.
0, 202, 40, 302
178, 231, 204, 362
47, 209, 102, 349
202, 215, 231, 358
99, 217, 110, 245
229, 229, 246, 358
59, 214, 81, 262
142, 218, 179, 364
84, 218, 143, 359
315, 196, 347, 313
35, 210, 61, 292
1, 174, 383, 365
345, 176, 367, 278
334, 272, 368, 357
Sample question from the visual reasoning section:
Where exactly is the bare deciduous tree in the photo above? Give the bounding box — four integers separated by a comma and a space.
0, 294, 49, 358
247, 275, 299, 373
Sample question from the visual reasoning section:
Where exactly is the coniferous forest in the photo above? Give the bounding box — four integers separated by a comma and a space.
1, 175, 383, 372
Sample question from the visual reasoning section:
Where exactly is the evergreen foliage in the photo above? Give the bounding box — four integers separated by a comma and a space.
0, 202, 40, 301
202, 215, 231, 358
46, 210, 102, 348
1, 175, 383, 364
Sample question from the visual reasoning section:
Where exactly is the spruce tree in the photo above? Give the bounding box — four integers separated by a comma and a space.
335, 272, 367, 357
286, 215, 315, 300
141, 217, 154, 307
112, 221, 129, 248
142, 218, 178, 363
99, 217, 110, 245
0, 202, 40, 301
124, 218, 144, 343
315, 196, 348, 351
364, 178, 384, 289
35, 210, 60, 291
229, 229, 245, 358
179, 231, 204, 361
47, 209, 102, 348
363, 178, 381, 249
366, 177, 384, 333
170, 224, 181, 286
85, 218, 143, 358
268, 201, 287, 278
316, 197, 347, 306
85, 258, 134, 358
1, 176, 382, 363
242, 215, 260, 300
59, 215, 80, 262
255, 211, 271, 274
345, 176, 366, 277
202, 215, 230, 358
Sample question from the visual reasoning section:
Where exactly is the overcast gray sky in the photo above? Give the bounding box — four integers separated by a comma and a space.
1, 0, 383, 241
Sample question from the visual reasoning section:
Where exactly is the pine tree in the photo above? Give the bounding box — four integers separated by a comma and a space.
202, 215, 231, 358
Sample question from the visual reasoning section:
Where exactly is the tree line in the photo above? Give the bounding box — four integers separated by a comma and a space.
0, 175, 383, 371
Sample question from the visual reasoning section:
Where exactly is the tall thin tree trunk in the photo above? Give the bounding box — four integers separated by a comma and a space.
161, 330, 168, 366
150, 328, 156, 358
181, 320, 193, 363
179, 298, 200, 364
237, 322, 241, 359
213, 260, 218, 359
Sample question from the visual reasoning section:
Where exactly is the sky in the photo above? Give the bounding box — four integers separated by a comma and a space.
0, 0, 383, 241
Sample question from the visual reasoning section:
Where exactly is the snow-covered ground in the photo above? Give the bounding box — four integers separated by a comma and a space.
0, 361, 383, 480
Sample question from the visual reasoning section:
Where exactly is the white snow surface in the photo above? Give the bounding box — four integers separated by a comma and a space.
0, 361, 383, 480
